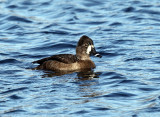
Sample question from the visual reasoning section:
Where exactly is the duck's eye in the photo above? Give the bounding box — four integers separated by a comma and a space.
88, 42, 92, 45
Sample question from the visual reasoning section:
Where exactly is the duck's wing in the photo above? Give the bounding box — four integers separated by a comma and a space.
32, 54, 78, 64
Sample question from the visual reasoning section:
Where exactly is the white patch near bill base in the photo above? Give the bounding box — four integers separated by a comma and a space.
86, 45, 94, 54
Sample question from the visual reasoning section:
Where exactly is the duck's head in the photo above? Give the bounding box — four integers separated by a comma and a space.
76, 35, 102, 60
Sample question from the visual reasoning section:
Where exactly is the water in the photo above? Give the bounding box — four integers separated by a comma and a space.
1, 0, 160, 116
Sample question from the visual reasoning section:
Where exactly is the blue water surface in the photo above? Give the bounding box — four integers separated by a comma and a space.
1, 0, 160, 117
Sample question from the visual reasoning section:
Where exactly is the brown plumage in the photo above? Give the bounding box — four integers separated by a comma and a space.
33, 54, 78, 64
32, 35, 102, 71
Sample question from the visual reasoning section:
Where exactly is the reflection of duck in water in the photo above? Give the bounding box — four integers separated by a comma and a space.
32, 35, 102, 72
42, 69, 101, 79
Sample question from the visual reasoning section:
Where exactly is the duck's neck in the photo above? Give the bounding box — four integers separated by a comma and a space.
76, 53, 91, 61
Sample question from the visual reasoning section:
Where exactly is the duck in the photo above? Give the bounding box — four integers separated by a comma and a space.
32, 35, 102, 71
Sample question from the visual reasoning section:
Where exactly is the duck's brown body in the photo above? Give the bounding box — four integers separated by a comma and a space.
32, 35, 101, 71
36, 59, 95, 71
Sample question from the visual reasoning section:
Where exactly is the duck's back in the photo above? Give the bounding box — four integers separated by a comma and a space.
33, 54, 95, 71
33, 54, 78, 65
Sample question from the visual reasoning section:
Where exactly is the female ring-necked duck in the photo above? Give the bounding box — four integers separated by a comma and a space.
32, 35, 102, 71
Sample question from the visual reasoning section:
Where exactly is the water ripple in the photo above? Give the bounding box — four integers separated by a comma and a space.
0, 87, 28, 94
0, 59, 20, 64
103, 92, 136, 98
6, 16, 32, 23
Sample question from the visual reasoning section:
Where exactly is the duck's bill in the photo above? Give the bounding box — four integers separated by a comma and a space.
90, 47, 102, 58
94, 53, 102, 58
